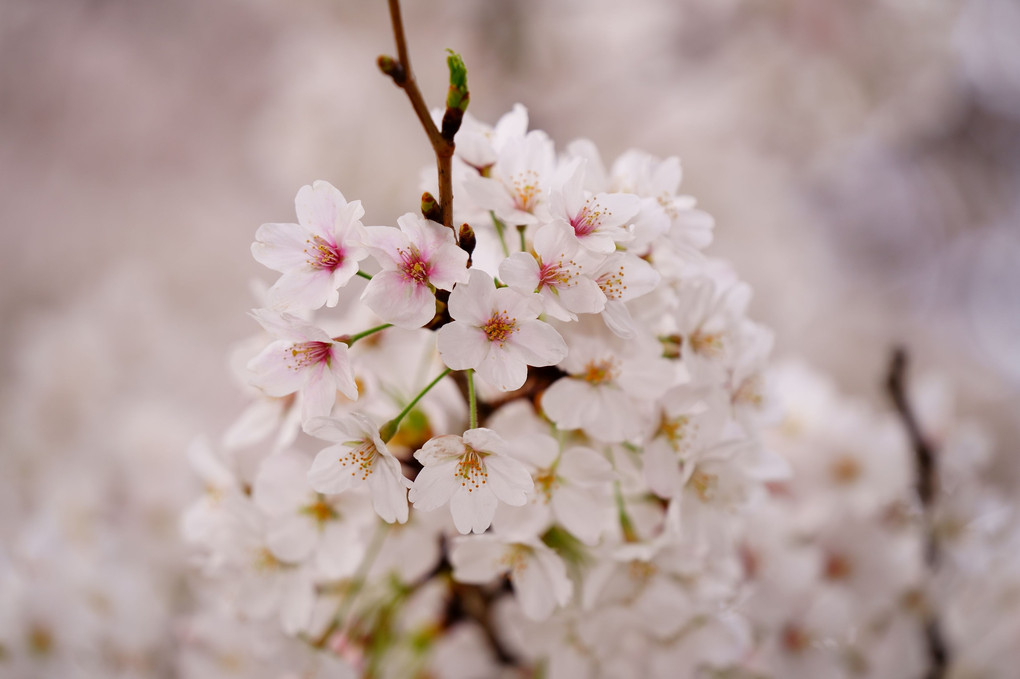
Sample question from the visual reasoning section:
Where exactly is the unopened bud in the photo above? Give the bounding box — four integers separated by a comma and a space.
421, 192, 442, 222
458, 223, 476, 262
377, 55, 406, 84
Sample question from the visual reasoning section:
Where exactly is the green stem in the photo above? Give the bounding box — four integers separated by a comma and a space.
379, 368, 452, 442
356, 270, 373, 280
467, 369, 478, 429
614, 481, 639, 543
490, 211, 510, 257
343, 323, 392, 346
517, 224, 527, 252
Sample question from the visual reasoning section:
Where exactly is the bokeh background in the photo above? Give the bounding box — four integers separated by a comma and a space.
1, 0, 1018, 675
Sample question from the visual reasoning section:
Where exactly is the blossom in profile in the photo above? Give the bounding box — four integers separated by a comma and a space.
252, 180, 368, 311
360, 213, 469, 328
304, 412, 411, 524
437, 269, 567, 391
246, 309, 358, 420
408, 428, 533, 534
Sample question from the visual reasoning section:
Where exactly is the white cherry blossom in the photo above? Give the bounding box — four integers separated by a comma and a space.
252, 180, 368, 311
304, 412, 411, 524
436, 269, 567, 391
408, 428, 533, 534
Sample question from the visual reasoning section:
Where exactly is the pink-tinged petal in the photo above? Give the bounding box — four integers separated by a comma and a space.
362, 225, 408, 266
600, 299, 638, 339
250, 308, 330, 344
368, 455, 410, 524
307, 444, 359, 495
614, 254, 660, 301
541, 378, 595, 430
427, 243, 470, 291
332, 198, 366, 243
329, 254, 365, 292
643, 440, 683, 499
588, 388, 643, 442
362, 270, 436, 329
302, 415, 354, 443
499, 253, 541, 293
317, 520, 364, 578
437, 322, 488, 371
533, 221, 578, 259
450, 535, 507, 583
591, 192, 641, 229
513, 546, 572, 620
485, 454, 533, 506
552, 484, 607, 546
252, 222, 313, 273
328, 345, 359, 400
462, 174, 517, 218
575, 231, 617, 254
408, 460, 460, 511
510, 433, 560, 469
295, 181, 349, 241
248, 341, 309, 397
477, 344, 528, 392
266, 269, 338, 311
506, 320, 567, 367
254, 452, 312, 515
555, 276, 606, 315
447, 269, 495, 325
450, 486, 498, 534
618, 356, 677, 400
301, 362, 338, 419
558, 447, 615, 485
278, 570, 316, 635
462, 428, 511, 456
266, 513, 318, 563
493, 287, 542, 321
414, 435, 465, 465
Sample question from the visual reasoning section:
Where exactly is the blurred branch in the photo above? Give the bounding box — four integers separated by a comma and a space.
885, 346, 948, 679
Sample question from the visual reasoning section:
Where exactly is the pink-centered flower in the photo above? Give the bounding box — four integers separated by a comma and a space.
408, 428, 533, 535
437, 269, 567, 392
549, 159, 641, 254
252, 180, 368, 311
499, 222, 606, 322
361, 213, 469, 328
246, 309, 358, 421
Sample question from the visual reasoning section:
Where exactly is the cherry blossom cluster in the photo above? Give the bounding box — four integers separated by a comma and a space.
726, 362, 1016, 679
182, 103, 783, 677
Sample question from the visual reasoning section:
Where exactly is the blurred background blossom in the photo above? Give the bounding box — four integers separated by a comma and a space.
1, 0, 1018, 676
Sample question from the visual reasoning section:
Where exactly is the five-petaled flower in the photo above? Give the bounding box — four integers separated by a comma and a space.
436, 269, 567, 391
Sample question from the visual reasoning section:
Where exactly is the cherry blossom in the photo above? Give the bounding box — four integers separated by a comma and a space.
361, 213, 469, 328
408, 428, 533, 534
246, 309, 358, 420
252, 180, 369, 311
304, 412, 411, 524
436, 269, 567, 391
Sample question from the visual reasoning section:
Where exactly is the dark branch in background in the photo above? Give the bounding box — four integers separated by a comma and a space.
379, 0, 468, 234
885, 347, 948, 679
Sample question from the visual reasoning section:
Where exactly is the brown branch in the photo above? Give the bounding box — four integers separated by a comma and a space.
885, 346, 948, 679
384, 0, 456, 232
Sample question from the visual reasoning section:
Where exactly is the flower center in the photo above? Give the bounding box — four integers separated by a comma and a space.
782, 625, 811, 654
500, 544, 531, 573
286, 341, 332, 370
582, 358, 617, 385
658, 414, 691, 453
688, 469, 718, 502
538, 256, 577, 290
398, 247, 431, 286
482, 311, 517, 344
830, 455, 862, 485
570, 199, 610, 237
510, 170, 540, 212
306, 235, 344, 271
823, 552, 853, 581
596, 265, 627, 300
455, 446, 489, 492
339, 439, 379, 480
302, 499, 339, 525
533, 469, 559, 502
690, 331, 724, 358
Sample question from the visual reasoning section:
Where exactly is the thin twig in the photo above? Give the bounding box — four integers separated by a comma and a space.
885, 346, 948, 679
385, 0, 456, 230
